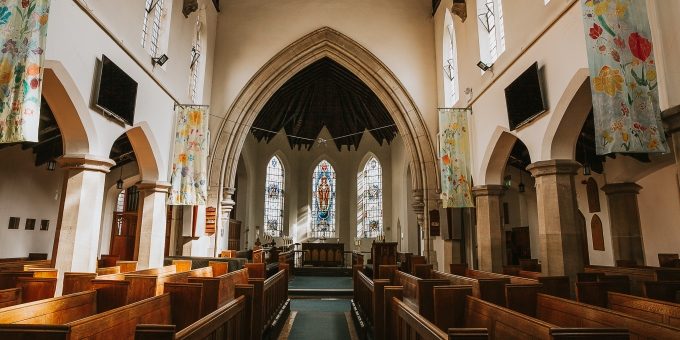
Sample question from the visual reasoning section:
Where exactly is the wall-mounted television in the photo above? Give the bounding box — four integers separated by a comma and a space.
95, 55, 138, 125
504, 62, 546, 130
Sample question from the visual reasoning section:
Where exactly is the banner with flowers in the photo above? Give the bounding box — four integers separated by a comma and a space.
581, 0, 668, 154
439, 108, 473, 208
169, 105, 209, 205
0, 0, 50, 143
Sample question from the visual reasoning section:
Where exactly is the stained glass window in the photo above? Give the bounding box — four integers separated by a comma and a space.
357, 157, 383, 238
311, 160, 336, 239
264, 156, 284, 237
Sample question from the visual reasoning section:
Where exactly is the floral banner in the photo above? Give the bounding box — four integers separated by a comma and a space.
168, 105, 209, 205
439, 108, 473, 208
581, 0, 668, 154
0, 0, 50, 143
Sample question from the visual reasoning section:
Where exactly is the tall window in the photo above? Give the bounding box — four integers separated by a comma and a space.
443, 10, 459, 106
264, 156, 285, 237
142, 0, 165, 57
311, 160, 336, 239
477, 0, 505, 66
357, 157, 383, 238
189, 14, 203, 103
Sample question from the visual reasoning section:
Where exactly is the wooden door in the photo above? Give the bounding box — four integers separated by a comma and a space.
109, 186, 139, 261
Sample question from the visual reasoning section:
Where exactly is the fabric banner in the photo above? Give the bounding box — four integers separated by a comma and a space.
169, 105, 209, 205
438, 108, 473, 208
0, 0, 50, 143
581, 0, 668, 155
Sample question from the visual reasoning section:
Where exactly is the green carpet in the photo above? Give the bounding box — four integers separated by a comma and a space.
287, 299, 351, 340
289, 276, 353, 290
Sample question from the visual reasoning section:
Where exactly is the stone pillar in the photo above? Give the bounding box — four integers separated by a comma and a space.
52, 154, 114, 295
218, 187, 236, 254
527, 160, 583, 279
412, 189, 426, 258
472, 185, 505, 273
135, 181, 171, 269
662, 105, 680, 189
602, 183, 645, 265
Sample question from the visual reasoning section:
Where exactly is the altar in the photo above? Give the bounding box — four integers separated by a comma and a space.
302, 242, 344, 267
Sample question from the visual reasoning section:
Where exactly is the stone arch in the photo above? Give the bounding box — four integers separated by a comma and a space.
124, 123, 163, 183
42, 60, 95, 155
209, 27, 437, 219
541, 68, 592, 160
479, 127, 523, 185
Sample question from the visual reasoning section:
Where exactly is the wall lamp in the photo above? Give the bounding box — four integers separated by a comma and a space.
152, 54, 169, 67
477, 61, 492, 71
46, 160, 56, 171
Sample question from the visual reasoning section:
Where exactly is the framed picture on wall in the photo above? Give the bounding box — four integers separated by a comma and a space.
25, 218, 36, 230
40, 220, 50, 231
8, 217, 20, 229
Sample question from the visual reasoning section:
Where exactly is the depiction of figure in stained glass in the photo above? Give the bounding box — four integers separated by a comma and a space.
312, 160, 336, 238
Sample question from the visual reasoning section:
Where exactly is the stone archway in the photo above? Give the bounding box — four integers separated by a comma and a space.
208, 27, 438, 257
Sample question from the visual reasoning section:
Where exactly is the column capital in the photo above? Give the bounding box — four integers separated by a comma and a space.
662, 104, 680, 134
472, 184, 505, 197
411, 189, 425, 214
601, 182, 642, 195
526, 159, 581, 177
57, 154, 115, 173
136, 181, 171, 193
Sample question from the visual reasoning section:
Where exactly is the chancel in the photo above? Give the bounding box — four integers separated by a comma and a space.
1, 0, 680, 339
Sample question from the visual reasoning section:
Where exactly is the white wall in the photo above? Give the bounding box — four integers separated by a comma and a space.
574, 172, 615, 266
0, 146, 62, 258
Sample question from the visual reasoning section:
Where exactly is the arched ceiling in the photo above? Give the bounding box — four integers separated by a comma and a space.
250, 57, 398, 150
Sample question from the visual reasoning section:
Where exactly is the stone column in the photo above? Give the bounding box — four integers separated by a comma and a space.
527, 160, 583, 279
662, 105, 680, 188
602, 183, 645, 265
52, 154, 114, 294
218, 187, 236, 254
135, 181, 171, 269
472, 185, 505, 273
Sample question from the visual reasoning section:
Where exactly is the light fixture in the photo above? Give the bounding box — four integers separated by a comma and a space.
46, 160, 56, 171
116, 167, 124, 190
151, 54, 169, 67
477, 61, 492, 71
582, 141, 591, 176
518, 171, 525, 193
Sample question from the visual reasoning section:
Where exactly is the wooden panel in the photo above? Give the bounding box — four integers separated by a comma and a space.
301, 243, 344, 267
0, 288, 21, 308
0, 291, 96, 324
67, 294, 173, 339
537, 293, 680, 338
188, 268, 250, 315
208, 261, 229, 276
96, 266, 120, 275
644, 281, 680, 303
394, 298, 448, 340
116, 261, 138, 273
15, 278, 56, 303
586, 177, 601, 213
174, 295, 248, 340
245, 263, 265, 279
163, 282, 204, 330
172, 260, 193, 273
91, 280, 130, 313
0, 272, 33, 289
608, 291, 680, 327
591, 215, 605, 251
62, 273, 96, 295
433, 286, 472, 330
505, 284, 541, 317
465, 295, 553, 339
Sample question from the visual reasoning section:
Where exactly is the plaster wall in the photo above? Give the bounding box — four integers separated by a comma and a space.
0, 146, 62, 258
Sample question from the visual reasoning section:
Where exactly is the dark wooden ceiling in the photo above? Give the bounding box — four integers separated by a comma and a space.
251, 57, 397, 150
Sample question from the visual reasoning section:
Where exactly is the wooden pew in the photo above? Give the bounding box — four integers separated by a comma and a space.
607, 291, 680, 327
63, 273, 98, 295
0, 260, 52, 272
99, 255, 119, 268
391, 297, 489, 340
390, 269, 449, 322
585, 265, 680, 295
453, 264, 571, 299
575, 276, 631, 307
96, 266, 121, 275
245, 262, 265, 279
0, 288, 21, 308
0, 293, 172, 339
431, 270, 509, 306
644, 281, 680, 303
409, 255, 426, 275
116, 261, 138, 273
352, 269, 390, 340
249, 266, 290, 340
183, 268, 250, 317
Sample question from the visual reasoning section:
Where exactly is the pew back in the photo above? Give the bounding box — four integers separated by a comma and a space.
0, 291, 97, 324
607, 291, 680, 327
0, 288, 21, 308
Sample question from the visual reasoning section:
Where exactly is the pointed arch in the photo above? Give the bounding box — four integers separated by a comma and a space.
209, 27, 437, 222
478, 127, 520, 185
124, 122, 163, 182
357, 155, 383, 238
263, 154, 285, 237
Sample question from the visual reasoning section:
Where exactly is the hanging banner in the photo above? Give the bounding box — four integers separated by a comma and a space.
0, 0, 50, 143
581, 0, 668, 155
438, 108, 473, 208
168, 105, 209, 205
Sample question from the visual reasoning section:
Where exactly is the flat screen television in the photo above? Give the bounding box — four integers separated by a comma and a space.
504, 62, 546, 130
95, 55, 138, 125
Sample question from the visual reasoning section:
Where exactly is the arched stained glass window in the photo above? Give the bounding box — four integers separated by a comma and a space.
357, 157, 383, 238
311, 160, 336, 239
264, 156, 284, 237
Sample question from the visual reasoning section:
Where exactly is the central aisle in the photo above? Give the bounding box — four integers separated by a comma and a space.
279, 299, 357, 340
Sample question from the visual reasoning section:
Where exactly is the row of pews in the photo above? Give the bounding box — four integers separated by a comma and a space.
0, 256, 290, 339
352, 258, 680, 339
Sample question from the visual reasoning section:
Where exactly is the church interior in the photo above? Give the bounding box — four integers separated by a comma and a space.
1, 0, 680, 339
